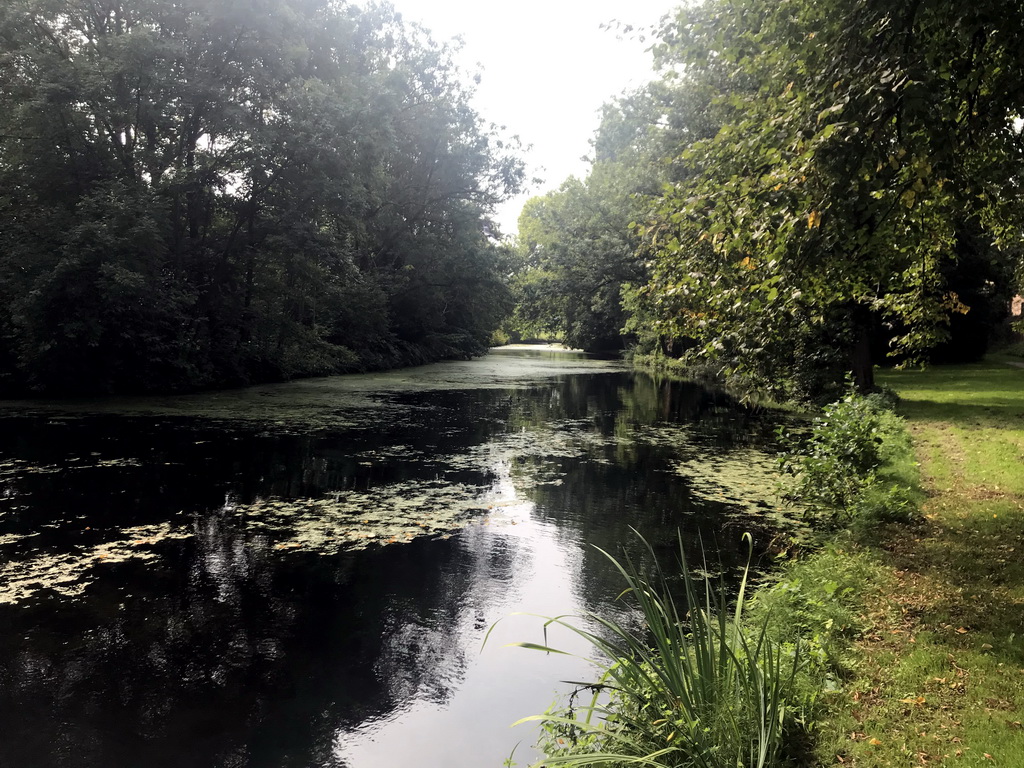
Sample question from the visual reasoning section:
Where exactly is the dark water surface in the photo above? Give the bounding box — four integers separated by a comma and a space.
0, 347, 788, 768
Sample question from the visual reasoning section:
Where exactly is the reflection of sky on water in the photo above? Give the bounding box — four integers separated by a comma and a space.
0, 348, 792, 767
333, 474, 598, 768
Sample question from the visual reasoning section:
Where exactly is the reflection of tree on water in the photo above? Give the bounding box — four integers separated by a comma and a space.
0, 507, 531, 767
523, 456, 760, 617
504, 372, 786, 615
0, 357, 789, 768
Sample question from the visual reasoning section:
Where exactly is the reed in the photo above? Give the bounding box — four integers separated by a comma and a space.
494, 533, 801, 768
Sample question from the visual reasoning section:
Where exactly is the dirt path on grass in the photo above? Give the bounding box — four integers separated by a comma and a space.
829, 363, 1024, 767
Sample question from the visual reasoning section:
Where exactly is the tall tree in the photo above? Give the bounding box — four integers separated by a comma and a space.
507, 89, 673, 351
0, 0, 521, 394
638, 0, 1024, 395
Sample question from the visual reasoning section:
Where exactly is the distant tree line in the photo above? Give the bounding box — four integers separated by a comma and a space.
506, 0, 1024, 401
0, 0, 522, 395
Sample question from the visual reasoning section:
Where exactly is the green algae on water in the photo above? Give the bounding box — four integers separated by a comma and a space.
0, 523, 192, 604
233, 479, 525, 554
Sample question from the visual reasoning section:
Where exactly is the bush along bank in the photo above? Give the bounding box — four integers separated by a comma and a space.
508, 386, 938, 767
776, 388, 923, 530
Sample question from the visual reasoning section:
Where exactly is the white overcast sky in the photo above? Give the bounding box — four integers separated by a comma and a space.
385, 0, 681, 236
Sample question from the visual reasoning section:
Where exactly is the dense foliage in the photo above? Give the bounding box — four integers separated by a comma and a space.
507, 168, 642, 352
502, 87, 685, 352
509, 0, 1024, 399
639, 0, 1024, 395
778, 389, 919, 527
0, 0, 521, 394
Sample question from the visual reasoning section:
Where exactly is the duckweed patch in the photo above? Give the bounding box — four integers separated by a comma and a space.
0, 458, 62, 477
0, 522, 192, 604
673, 447, 786, 517
0, 349, 626, 433
233, 480, 530, 554
0, 456, 143, 479
0, 415, 793, 605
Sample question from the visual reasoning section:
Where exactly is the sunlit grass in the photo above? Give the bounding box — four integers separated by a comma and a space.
878, 361, 1024, 424
814, 360, 1024, 765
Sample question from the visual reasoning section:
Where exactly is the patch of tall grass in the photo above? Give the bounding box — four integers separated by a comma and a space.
747, 541, 890, 680
494, 534, 802, 768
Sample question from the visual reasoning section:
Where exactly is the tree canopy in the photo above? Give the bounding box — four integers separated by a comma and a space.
637, 0, 1024, 394
504, 86, 681, 351
506, 0, 1024, 400
0, 0, 522, 394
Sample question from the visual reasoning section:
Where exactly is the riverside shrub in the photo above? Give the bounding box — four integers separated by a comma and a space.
778, 391, 916, 526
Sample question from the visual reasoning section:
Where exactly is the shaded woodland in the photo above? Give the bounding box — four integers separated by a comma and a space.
0, 0, 522, 394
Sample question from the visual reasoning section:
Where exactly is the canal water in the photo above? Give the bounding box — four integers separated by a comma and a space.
0, 346, 788, 767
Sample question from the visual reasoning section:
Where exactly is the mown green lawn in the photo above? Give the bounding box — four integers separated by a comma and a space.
819, 361, 1024, 766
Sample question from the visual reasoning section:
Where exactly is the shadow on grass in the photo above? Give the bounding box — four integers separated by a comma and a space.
895, 399, 1024, 429
875, 510, 1024, 668
872, 359, 1024, 667
878, 361, 1024, 429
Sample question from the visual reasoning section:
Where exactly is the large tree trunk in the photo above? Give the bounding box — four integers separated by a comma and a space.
850, 310, 875, 392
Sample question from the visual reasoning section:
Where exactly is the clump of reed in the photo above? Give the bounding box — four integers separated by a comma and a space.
494, 533, 802, 768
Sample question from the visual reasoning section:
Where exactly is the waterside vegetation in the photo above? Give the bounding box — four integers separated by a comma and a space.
513, 359, 1024, 766
496, 533, 799, 768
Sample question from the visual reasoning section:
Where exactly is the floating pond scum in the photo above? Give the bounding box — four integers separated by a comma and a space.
0, 348, 795, 768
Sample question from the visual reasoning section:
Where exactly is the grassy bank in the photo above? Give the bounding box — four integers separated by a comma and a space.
779, 361, 1024, 765
516, 359, 1024, 766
